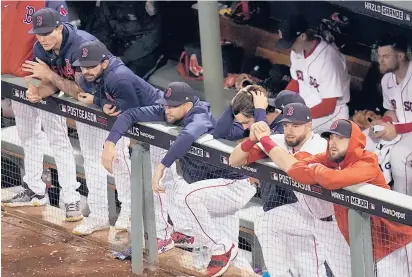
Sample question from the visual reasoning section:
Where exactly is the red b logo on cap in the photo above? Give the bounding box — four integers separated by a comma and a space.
81, 48, 88, 58
36, 16, 42, 26
165, 88, 172, 97
330, 120, 339, 130
286, 106, 294, 116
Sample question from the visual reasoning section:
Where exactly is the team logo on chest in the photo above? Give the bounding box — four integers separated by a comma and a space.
296, 70, 304, 81
309, 76, 319, 89
390, 99, 397, 110
52, 59, 75, 80
22, 6, 35, 24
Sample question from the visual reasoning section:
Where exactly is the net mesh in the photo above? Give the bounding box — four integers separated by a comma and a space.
2, 101, 412, 276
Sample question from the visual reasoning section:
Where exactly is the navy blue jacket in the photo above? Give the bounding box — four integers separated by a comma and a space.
213, 106, 284, 140
107, 98, 245, 184
34, 23, 97, 82
78, 57, 163, 111
213, 105, 297, 212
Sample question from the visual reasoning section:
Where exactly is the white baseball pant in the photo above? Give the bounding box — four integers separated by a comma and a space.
12, 101, 80, 203
376, 242, 412, 277
365, 131, 412, 196
255, 202, 351, 277
76, 122, 131, 221
149, 145, 178, 240
172, 178, 256, 255
312, 104, 349, 134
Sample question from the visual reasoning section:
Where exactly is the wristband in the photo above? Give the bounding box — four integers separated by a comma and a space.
240, 138, 256, 152
260, 136, 277, 153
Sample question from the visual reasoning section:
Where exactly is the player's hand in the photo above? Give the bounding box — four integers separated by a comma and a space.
101, 141, 117, 174
24, 77, 42, 103
22, 58, 53, 81
249, 124, 258, 142
253, 122, 271, 141
103, 104, 121, 117
250, 90, 268, 110
152, 163, 166, 193
379, 122, 398, 141
78, 92, 94, 105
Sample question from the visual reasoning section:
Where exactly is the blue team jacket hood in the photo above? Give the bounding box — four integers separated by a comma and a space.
59, 23, 78, 57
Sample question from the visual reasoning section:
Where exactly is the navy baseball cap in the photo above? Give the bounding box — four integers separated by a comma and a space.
156, 82, 195, 107
279, 103, 312, 124
73, 41, 110, 67
321, 119, 352, 139
275, 15, 309, 50
268, 90, 306, 110
29, 8, 61, 35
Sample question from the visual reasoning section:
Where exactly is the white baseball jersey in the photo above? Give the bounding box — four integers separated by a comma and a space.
381, 61, 412, 124
290, 39, 350, 108
258, 133, 334, 219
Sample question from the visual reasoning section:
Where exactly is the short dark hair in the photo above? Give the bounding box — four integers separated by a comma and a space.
232, 85, 277, 117
378, 34, 409, 54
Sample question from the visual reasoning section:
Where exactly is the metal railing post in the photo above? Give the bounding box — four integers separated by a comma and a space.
348, 209, 375, 277
130, 143, 145, 275
141, 143, 158, 266
197, 0, 226, 117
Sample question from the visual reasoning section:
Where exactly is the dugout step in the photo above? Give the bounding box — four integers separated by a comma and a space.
148, 59, 237, 105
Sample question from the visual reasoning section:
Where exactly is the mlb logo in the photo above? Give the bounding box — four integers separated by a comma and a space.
369, 203, 375, 210
270, 172, 278, 181
205, 152, 210, 158
59, 104, 67, 113
220, 155, 229, 165
12, 88, 20, 97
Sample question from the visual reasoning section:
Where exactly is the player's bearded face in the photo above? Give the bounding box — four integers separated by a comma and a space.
80, 64, 105, 82
327, 134, 350, 163
165, 105, 185, 123
378, 46, 400, 74
283, 123, 308, 148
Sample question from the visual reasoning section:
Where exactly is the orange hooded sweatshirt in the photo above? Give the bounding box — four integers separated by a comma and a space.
287, 120, 412, 262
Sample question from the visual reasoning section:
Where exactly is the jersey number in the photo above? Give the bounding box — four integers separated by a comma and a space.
23, 6, 35, 24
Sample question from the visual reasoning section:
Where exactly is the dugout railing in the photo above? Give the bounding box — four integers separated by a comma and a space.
2, 74, 412, 277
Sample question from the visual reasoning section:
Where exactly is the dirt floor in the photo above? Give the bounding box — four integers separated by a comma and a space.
1, 212, 182, 277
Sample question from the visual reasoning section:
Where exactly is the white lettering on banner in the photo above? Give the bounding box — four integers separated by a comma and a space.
364, 1, 408, 21
13, 88, 46, 105
128, 127, 140, 137
140, 131, 155, 140
279, 173, 311, 192
350, 196, 369, 209
66, 106, 97, 123
331, 191, 345, 201
382, 5, 404, 20
241, 165, 257, 173
170, 140, 204, 157
382, 207, 406, 219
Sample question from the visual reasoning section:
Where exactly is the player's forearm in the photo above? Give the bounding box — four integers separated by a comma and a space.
394, 122, 412, 134
310, 98, 337, 119
383, 110, 398, 122
229, 144, 250, 166
49, 72, 83, 100
267, 147, 298, 172
38, 82, 58, 98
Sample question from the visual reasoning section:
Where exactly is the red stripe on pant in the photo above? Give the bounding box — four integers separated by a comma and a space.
184, 180, 236, 254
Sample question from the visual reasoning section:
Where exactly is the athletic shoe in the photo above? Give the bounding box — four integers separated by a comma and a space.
206, 243, 238, 277
157, 238, 174, 254
72, 217, 110, 236
2, 186, 48, 207
171, 231, 195, 248
65, 201, 83, 222
114, 211, 130, 231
